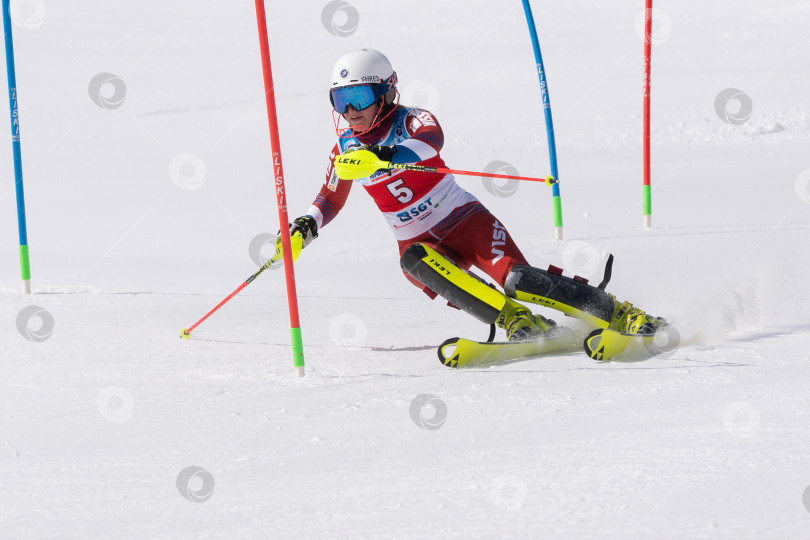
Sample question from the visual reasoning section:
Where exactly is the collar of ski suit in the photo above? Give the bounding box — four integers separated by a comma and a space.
353, 102, 398, 145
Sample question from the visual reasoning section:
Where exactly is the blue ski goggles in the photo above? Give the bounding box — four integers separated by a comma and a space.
330, 84, 379, 113
329, 72, 398, 114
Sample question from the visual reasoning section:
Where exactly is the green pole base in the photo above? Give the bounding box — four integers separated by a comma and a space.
643, 185, 652, 229
19, 244, 31, 280
290, 326, 305, 377
552, 195, 563, 240
552, 195, 563, 228
20, 245, 31, 294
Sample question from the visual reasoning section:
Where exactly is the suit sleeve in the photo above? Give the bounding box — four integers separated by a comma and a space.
305, 143, 352, 229
390, 109, 445, 164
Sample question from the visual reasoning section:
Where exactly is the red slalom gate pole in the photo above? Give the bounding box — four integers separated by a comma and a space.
642, 0, 653, 229
254, 0, 305, 377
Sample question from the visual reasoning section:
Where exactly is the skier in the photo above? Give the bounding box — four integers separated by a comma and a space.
289, 48, 663, 342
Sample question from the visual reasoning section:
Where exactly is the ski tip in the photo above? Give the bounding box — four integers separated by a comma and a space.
584, 329, 605, 360
584, 327, 673, 362
437, 337, 461, 368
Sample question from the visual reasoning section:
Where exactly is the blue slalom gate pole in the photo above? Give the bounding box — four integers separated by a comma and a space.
522, 0, 563, 240
2, 0, 31, 294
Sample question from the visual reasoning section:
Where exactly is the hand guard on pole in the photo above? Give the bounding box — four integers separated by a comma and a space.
334, 149, 392, 180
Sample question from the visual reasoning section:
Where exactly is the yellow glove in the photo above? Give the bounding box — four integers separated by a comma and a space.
333, 149, 391, 180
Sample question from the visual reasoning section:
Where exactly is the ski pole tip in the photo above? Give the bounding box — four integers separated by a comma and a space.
181, 328, 191, 339
545, 175, 557, 186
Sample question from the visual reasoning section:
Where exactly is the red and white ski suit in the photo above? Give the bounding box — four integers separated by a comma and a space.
305, 105, 528, 291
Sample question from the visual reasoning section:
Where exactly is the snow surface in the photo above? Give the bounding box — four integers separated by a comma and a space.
2, 0, 810, 538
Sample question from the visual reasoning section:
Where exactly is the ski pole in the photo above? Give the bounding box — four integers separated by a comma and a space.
333, 149, 557, 185
390, 162, 557, 185
181, 233, 302, 339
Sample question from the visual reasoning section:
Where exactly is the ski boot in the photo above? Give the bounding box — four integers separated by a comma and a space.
504, 261, 667, 334
608, 299, 667, 335
499, 298, 557, 342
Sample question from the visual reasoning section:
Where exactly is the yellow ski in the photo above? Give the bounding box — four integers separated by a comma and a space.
583, 328, 662, 362
437, 327, 584, 368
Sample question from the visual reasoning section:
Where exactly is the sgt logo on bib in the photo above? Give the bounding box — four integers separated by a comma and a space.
397, 197, 433, 222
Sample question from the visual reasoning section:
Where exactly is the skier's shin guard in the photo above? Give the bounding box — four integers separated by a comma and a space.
504, 265, 614, 328
400, 243, 517, 326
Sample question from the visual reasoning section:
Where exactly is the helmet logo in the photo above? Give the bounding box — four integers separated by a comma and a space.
340, 68, 349, 78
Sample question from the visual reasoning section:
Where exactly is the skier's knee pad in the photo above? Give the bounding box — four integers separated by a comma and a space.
504, 265, 614, 328
400, 243, 508, 325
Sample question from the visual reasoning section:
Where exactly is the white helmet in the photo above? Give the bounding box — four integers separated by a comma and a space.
329, 49, 398, 113
330, 48, 395, 88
